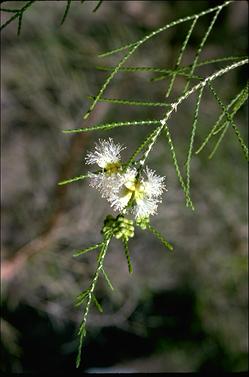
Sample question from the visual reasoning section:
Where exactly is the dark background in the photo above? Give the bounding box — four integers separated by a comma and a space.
1, 0, 248, 373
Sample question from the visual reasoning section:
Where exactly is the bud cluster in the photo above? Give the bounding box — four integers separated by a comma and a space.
101, 214, 134, 241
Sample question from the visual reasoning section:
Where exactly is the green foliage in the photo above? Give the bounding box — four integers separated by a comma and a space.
88, 95, 172, 108
195, 84, 249, 155
207, 83, 248, 160
75, 214, 172, 367
123, 239, 133, 274
0, 0, 104, 34
63, 119, 161, 134
166, 16, 198, 97
73, 243, 104, 257
101, 267, 114, 291
58, 173, 91, 186
185, 86, 204, 207
0, 0, 35, 35
146, 224, 174, 252
76, 235, 111, 368
58, 1, 248, 366
2, 0, 247, 370
182, 5, 223, 93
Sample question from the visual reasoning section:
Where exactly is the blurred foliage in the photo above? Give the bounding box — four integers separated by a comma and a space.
1, 0, 248, 373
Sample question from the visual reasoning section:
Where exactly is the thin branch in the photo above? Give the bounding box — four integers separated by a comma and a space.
195, 83, 248, 154
166, 15, 198, 97
88, 95, 171, 108
92, 0, 103, 12
185, 86, 204, 207
0, 0, 35, 34
208, 83, 249, 160
76, 236, 112, 368
73, 242, 104, 257
63, 120, 161, 134
58, 174, 91, 186
183, 4, 223, 93
147, 224, 173, 251
98, 1, 232, 57
85, 1, 232, 119
60, 0, 72, 25
123, 240, 133, 274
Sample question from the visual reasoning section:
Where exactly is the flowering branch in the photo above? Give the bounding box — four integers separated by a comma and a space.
72, 138, 172, 367
57, 1, 248, 368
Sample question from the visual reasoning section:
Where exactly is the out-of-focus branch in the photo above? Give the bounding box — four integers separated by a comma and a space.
0, 0, 104, 35
1, 131, 87, 282
1, 100, 112, 283
0, 1, 36, 35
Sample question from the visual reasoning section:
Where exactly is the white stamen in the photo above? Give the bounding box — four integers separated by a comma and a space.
85, 138, 125, 169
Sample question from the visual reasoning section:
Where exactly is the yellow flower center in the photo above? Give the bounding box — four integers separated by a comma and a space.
124, 178, 145, 203
105, 162, 121, 175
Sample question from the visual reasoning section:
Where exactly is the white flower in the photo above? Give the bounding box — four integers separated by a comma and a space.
143, 166, 166, 198
85, 138, 125, 171
132, 167, 166, 218
85, 138, 166, 219
106, 166, 166, 218
86, 138, 126, 200
107, 168, 138, 211
132, 197, 158, 218
88, 172, 117, 199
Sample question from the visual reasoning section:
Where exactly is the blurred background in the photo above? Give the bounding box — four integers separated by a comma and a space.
1, 0, 248, 373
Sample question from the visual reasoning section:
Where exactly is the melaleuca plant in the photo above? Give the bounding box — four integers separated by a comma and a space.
67, 137, 173, 367
2, 0, 247, 369
69, 135, 173, 365
57, 1, 248, 368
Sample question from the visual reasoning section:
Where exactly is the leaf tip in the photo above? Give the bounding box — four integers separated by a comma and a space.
83, 111, 90, 120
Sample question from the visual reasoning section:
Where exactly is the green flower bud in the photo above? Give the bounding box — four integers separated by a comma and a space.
115, 231, 123, 239
136, 216, 150, 230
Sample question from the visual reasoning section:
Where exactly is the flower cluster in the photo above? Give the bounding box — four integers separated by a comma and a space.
85, 138, 166, 220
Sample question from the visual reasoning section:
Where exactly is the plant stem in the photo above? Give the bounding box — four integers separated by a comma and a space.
76, 235, 112, 368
